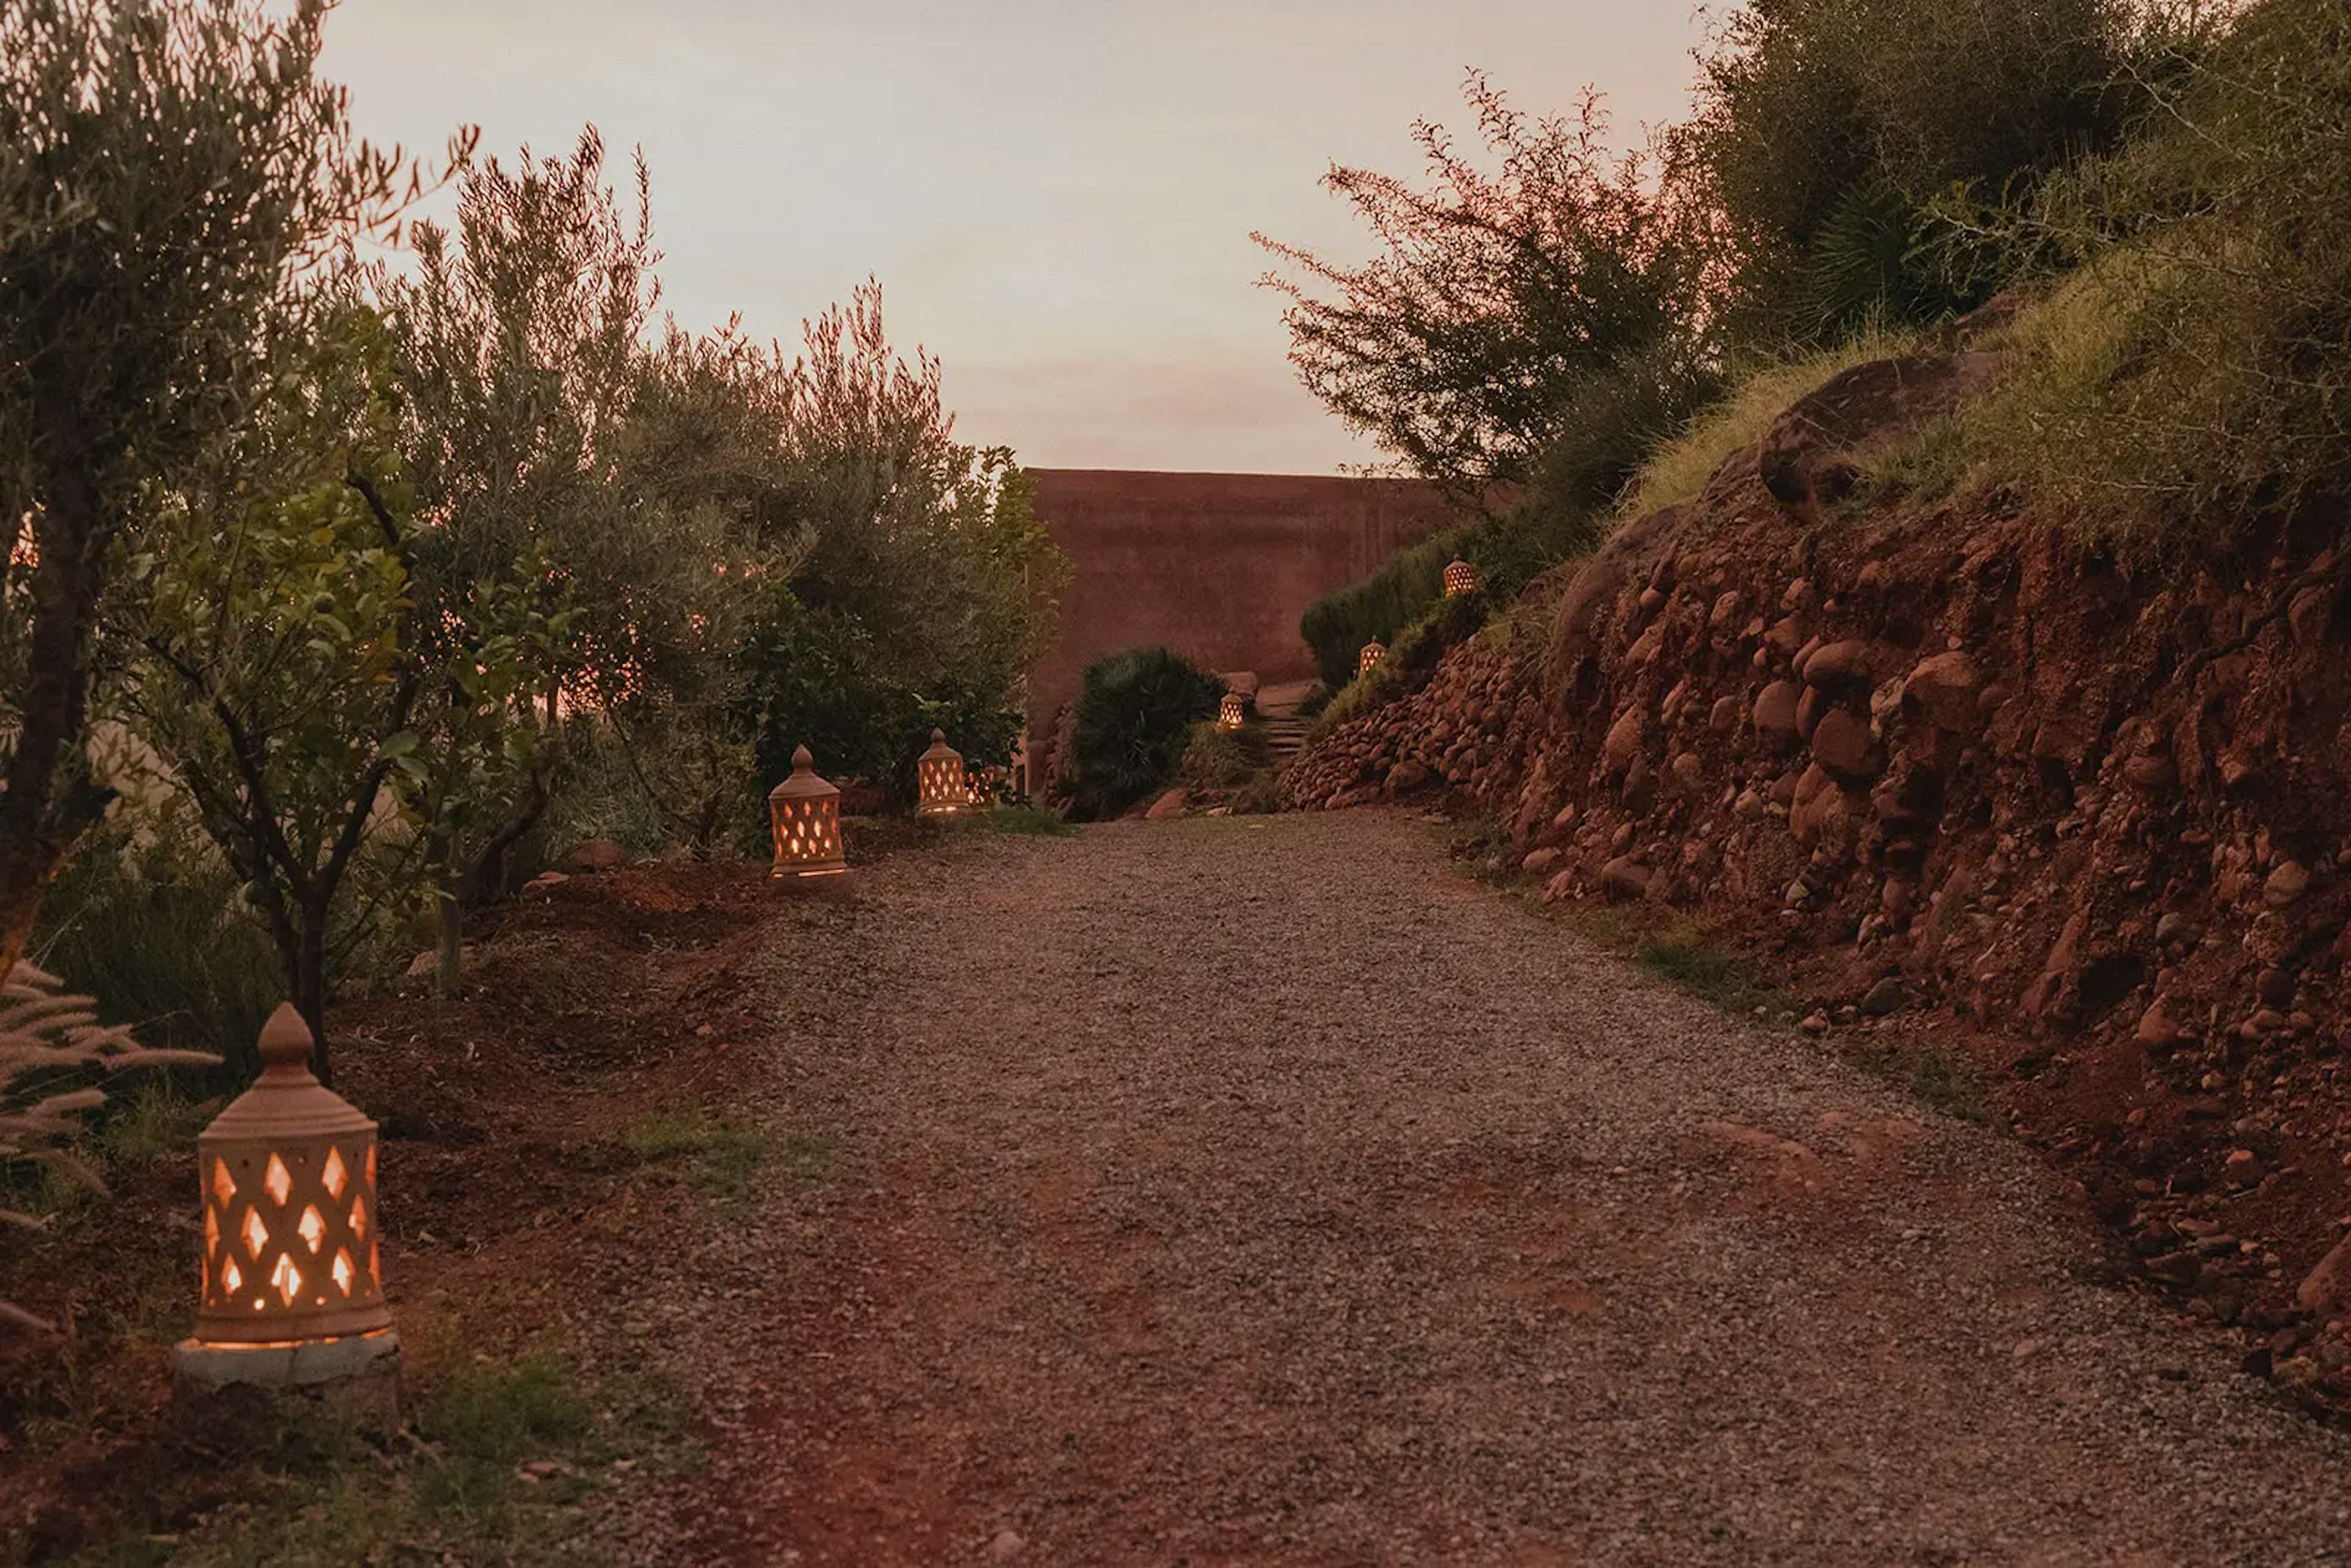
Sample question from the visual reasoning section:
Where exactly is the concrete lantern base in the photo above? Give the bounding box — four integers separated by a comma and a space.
172, 1330, 402, 1433
771, 868, 854, 897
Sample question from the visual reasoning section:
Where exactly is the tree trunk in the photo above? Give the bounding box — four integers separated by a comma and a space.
294, 906, 332, 1087
0, 472, 108, 977
0, 838, 60, 983
435, 865, 463, 1001
462, 770, 554, 907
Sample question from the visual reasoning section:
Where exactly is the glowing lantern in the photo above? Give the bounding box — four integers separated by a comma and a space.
1218, 692, 1247, 730
174, 1004, 397, 1407
1358, 640, 1386, 679
917, 729, 967, 817
1444, 557, 1479, 597
768, 745, 847, 879
966, 763, 1005, 810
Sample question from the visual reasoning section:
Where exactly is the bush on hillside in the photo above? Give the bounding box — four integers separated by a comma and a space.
1933, 0, 2351, 539
1256, 74, 1719, 505
1308, 589, 1491, 745
1062, 649, 1225, 819
1670, 0, 2203, 342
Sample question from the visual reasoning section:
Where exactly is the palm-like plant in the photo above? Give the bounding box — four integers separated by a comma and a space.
1, 962, 217, 1332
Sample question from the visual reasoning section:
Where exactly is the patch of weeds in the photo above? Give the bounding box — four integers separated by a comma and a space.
411, 1356, 599, 1523
623, 1111, 770, 1203
1634, 921, 1772, 1013
770, 1131, 838, 1193
976, 804, 1077, 838
1877, 1038, 1988, 1124
1228, 770, 1283, 816
116, 1352, 693, 1568
1438, 814, 1517, 885
94, 1081, 217, 1171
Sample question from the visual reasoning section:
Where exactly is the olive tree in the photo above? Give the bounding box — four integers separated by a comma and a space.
375, 128, 667, 988
113, 307, 552, 1076
737, 282, 1065, 812
0, 0, 430, 977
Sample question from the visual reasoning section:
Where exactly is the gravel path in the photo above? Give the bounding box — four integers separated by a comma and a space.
646, 810, 2351, 1566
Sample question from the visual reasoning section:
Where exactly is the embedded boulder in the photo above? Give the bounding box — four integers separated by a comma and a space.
1802, 640, 1875, 690
1812, 709, 1886, 781
1753, 680, 1802, 744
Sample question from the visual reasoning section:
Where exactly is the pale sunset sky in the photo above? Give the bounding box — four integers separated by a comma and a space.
321, 2, 1712, 475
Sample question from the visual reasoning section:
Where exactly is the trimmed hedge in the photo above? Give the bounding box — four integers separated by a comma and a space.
1299, 502, 1599, 693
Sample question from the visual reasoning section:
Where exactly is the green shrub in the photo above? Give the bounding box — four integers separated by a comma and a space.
520, 722, 677, 876
1673, 0, 2188, 342
1300, 529, 1464, 690
1299, 501, 1598, 692
1062, 648, 1224, 819
736, 591, 1027, 847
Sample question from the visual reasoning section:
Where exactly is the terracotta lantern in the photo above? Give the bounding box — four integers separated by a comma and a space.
1358, 640, 1387, 678
966, 763, 1004, 811
1218, 692, 1247, 730
917, 729, 967, 817
1444, 557, 1479, 597
768, 745, 848, 879
174, 1004, 398, 1409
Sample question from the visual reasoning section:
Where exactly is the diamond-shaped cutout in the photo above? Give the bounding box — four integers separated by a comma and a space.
272, 1256, 302, 1306
241, 1207, 269, 1259
297, 1204, 326, 1253
332, 1248, 355, 1296
366, 1146, 377, 1185
263, 1153, 291, 1206
211, 1158, 236, 1207
321, 1147, 348, 1201
348, 1195, 368, 1242
204, 1207, 219, 1253
222, 1258, 242, 1294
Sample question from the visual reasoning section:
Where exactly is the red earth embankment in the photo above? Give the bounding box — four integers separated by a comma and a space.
1285, 307, 2351, 1408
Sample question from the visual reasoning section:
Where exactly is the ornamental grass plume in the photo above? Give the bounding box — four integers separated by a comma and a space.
1, 961, 219, 1332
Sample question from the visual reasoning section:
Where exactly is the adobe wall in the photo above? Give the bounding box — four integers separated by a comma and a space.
1026, 468, 1461, 735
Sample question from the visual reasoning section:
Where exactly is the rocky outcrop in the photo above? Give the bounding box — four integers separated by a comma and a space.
1284, 307, 2351, 1404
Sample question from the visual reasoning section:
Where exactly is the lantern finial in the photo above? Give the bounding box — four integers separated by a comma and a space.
792, 743, 814, 771
256, 1003, 312, 1072
932, 727, 946, 745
